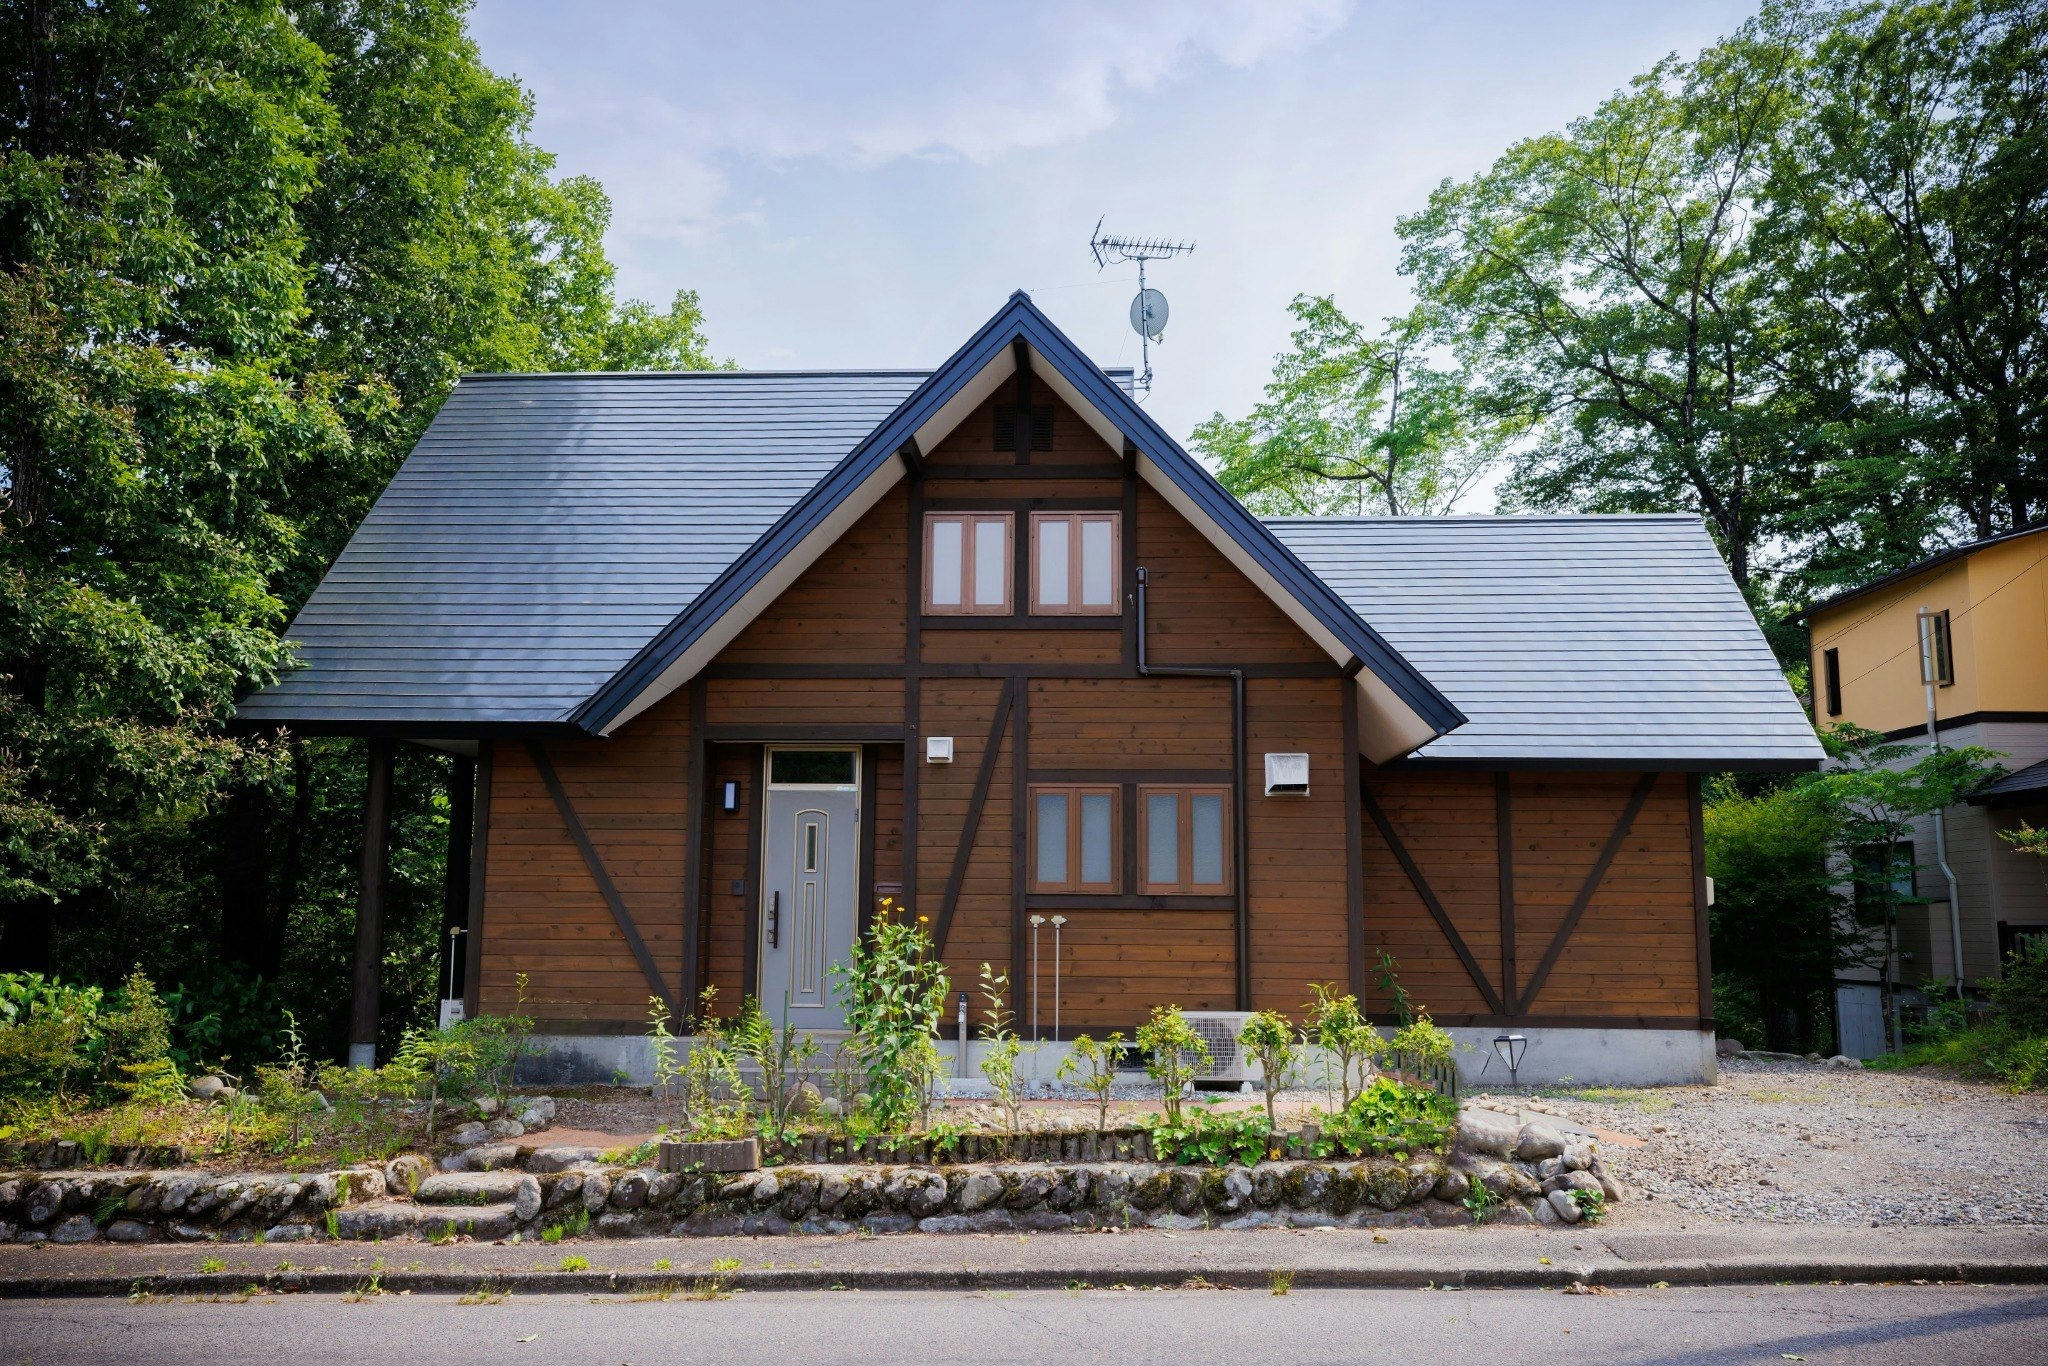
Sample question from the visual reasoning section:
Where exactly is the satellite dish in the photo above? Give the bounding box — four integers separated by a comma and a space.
1130, 288, 1168, 341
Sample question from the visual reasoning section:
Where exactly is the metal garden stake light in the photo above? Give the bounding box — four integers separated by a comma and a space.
1493, 1033, 1527, 1090
1028, 915, 1046, 1046
1049, 916, 1066, 1045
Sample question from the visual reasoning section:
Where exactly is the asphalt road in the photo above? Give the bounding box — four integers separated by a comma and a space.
6, 1284, 2047, 1365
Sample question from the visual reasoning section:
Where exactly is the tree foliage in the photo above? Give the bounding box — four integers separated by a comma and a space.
1, 0, 715, 1060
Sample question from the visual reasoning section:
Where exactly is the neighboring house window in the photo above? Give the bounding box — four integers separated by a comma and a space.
1918, 609, 1954, 686
1031, 512, 1120, 615
1851, 840, 1917, 919
1029, 785, 1118, 892
924, 513, 1012, 614
1823, 647, 1842, 717
1139, 785, 1231, 893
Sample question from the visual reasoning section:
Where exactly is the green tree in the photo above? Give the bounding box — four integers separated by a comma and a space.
1193, 300, 1494, 516
1703, 777, 1853, 1050
1808, 723, 2002, 1051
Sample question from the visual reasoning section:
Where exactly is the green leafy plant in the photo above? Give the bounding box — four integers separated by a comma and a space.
1136, 1005, 1210, 1127
558, 1254, 590, 1273
1374, 951, 1415, 1027
1385, 1013, 1457, 1090
1569, 1187, 1607, 1224
1462, 1175, 1499, 1226
831, 898, 948, 1133
393, 1026, 477, 1141
1305, 983, 1381, 1110
1056, 1031, 1126, 1132
733, 994, 820, 1138
1317, 1077, 1456, 1159
1236, 1010, 1302, 1133
654, 987, 752, 1142
1142, 1100, 1269, 1166
976, 964, 1027, 1134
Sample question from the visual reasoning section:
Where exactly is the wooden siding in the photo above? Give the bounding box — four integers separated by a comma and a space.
1359, 770, 1703, 1024
473, 377, 1711, 1036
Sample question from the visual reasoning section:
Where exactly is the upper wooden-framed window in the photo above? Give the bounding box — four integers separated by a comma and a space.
1822, 647, 1842, 717
1028, 784, 1119, 893
1917, 609, 1954, 687
923, 512, 1013, 615
1030, 512, 1120, 615
1138, 785, 1231, 894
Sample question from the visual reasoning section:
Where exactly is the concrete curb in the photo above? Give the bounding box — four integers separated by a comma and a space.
6, 1256, 2048, 1298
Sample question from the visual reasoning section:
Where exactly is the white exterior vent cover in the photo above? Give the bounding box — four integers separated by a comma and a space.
1182, 1011, 1260, 1083
1264, 752, 1310, 796
925, 736, 955, 764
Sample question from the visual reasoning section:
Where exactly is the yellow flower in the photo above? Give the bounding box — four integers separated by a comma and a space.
918, 915, 929, 923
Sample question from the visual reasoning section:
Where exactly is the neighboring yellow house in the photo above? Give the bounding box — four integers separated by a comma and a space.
1797, 521, 2048, 1051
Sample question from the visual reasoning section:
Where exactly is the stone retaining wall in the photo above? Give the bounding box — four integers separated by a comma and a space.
0, 1111, 1620, 1243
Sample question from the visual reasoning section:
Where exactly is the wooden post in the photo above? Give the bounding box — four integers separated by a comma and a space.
439, 755, 476, 1013
462, 740, 492, 1020
349, 738, 394, 1067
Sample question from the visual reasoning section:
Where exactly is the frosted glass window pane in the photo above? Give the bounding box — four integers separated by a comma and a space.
930, 521, 962, 606
1080, 793, 1112, 885
1080, 519, 1115, 606
1036, 793, 1068, 885
1038, 519, 1069, 606
1146, 793, 1179, 886
974, 520, 1007, 606
1192, 794, 1225, 885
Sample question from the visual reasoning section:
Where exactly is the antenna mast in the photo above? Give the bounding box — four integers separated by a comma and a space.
1090, 217, 1194, 397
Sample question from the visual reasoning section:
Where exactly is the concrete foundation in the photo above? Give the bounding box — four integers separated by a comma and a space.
1445, 1027, 1718, 1088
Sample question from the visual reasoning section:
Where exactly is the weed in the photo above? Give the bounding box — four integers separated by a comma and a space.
558, 1254, 591, 1272
93, 1190, 128, 1227
198, 1257, 227, 1274
710, 1256, 742, 1273
426, 1221, 457, 1245
458, 1280, 509, 1305
343, 1271, 384, 1301
1462, 1177, 1499, 1226
322, 1208, 339, 1240
541, 1207, 589, 1243
1269, 1269, 1294, 1296
686, 1275, 734, 1301
652, 1257, 672, 1271
1569, 1188, 1608, 1225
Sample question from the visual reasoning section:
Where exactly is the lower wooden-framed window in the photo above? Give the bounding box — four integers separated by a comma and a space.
1139, 785, 1231, 894
1029, 785, 1120, 893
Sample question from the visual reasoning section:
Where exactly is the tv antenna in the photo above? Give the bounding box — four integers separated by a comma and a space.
1090, 218, 1194, 397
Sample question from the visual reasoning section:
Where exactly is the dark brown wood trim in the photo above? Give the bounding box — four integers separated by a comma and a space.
703, 724, 907, 742
1121, 778, 1139, 896
1497, 770, 1516, 1006
1516, 770, 1661, 1014
1027, 767, 1235, 786
1359, 782, 1507, 1015
1689, 773, 1712, 1020
920, 616, 1124, 632
932, 679, 1015, 957
740, 744, 765, 1003
859, 743, 880, 943
680, 676, 708, 1010
915, 662, 1342, 679
925, 496, 1125, 513
1343, 682, 1365, 1001
1024, 893, 1237, 911
349, 737, 394, 1057
524, 739, 674, 1010
1368, 1012, 1713, 1031
1012, 338, 1032, 465
461, 738, 492, 1020
920, 464, 1124, 483
1010, 678, 1030, 994
1120, 456, 1139, 672
706, 661, 1344, 680
905, 475, 923, 917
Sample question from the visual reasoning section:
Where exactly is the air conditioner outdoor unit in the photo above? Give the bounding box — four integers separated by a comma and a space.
1181, 1011, 1261, 1086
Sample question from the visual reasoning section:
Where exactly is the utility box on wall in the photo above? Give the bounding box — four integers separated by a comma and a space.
1264, 752, 1309, 796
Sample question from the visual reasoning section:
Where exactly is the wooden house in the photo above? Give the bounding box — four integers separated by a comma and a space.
238, 294, 1822, 1085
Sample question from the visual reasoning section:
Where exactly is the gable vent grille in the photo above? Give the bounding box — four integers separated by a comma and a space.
993, 403, 1053, 451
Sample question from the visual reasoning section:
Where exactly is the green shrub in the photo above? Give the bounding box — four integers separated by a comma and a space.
1135, 1005, 1210, 1126
1236, 1010, 1301, 1133
1316, 1076, 1456, 1159
831, 898, 946, 1133
1304, 983, 1380, 1109
1989, 941, 2048, 1035
1143, 1101, 1269, 1166
1056, 1031, 1125, 1132
975, 964, 1026, 1134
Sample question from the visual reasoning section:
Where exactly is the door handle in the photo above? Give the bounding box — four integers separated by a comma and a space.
768, 890, 780, 948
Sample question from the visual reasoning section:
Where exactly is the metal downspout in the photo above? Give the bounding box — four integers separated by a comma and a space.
1135, 566, 1251, 1010
1920, 609, 1966, 1001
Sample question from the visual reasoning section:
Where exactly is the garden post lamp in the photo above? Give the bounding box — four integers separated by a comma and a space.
1492, 1033, 1527, 1090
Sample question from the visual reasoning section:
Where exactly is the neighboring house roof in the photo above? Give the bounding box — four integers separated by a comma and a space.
234, 370, 929, 728
1269, 515, 1825, 768
1969, 757, 2048, 807
1791, 520, 2048, 625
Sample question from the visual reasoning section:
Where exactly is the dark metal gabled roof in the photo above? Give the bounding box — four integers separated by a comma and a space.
1267, 514, 1825, 769
236, 371, 929, 728
1968, 757, 2048, 806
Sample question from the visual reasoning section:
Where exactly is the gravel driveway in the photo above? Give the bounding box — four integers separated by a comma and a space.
1512, 1057, 2048, 1228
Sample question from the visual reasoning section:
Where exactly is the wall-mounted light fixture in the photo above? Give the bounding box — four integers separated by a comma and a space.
720, 779, 740, 813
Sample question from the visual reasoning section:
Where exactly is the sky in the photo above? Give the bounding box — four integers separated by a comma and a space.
468, 1, 1761, 507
